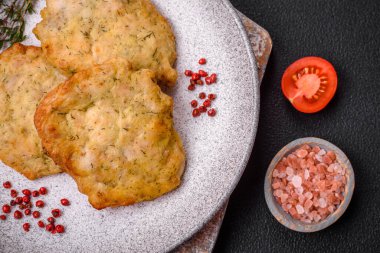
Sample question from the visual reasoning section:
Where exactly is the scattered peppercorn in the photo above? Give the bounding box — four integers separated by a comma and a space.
60, 199, 70, 206
192, 108, 200, 117
39, 187, 47, 195
22, 196, 30, 204
2, 204, 11, 214
3, 181, 11, 189
36, 200, 44, 208
23, 223, 30, 232
14, 210, 23, 219
46, 224, 55, 232
0, 215, 6, 220
47, 217, 55, 224
32, 211, 40, 219
199, 69, 208, 77
55, 224, 65, 233
10, 189, 18, 198
191, 100, 198, 108
32, 191, 39, 197
184, 70, 192, 76
22, 189, 31, 196
198, 58, 206, 65
199, 92, 206, 99
38, 220, 45, 228
207, 108, 217, 117
24, 209, 31, 216
52, 209, 61, 218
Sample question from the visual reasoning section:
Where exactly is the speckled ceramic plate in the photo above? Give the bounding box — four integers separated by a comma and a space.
0, 1, 259, 252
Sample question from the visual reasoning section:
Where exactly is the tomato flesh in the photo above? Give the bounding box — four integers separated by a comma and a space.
281, 57, 337, 113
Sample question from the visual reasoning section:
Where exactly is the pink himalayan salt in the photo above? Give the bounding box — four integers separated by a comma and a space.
271, 145, 347, 223
296, 204, 305, 214
291, 175, 302, 188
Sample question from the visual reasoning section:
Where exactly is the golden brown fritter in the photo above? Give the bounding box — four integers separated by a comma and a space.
35, 59, 185, 209
0, 44, 64, 180
33, 0, 177, 85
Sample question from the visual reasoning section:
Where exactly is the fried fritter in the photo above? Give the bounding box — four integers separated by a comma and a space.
35, 60, 185, 209
33, 0, 177, 85
0, 44, 64, 180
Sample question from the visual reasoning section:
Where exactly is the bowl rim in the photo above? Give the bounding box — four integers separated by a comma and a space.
264, 137, 355, 232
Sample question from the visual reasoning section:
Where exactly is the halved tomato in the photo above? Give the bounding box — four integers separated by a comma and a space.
281, 57, 338, 113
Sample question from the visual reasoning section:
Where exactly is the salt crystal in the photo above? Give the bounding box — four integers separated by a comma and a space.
296, 149, 308, 158
334, 175, 342, 181
315, 154, 323, 163
341, 168, 346, 176
319, 198, 327, 208
304, 199, 313, 209
295, 187, 304, 195
304, 169, 310, 180
273, 169, 279, 177
318, 149, 326, 156
314, 214, 321, 222
300, 159, 308, 169
298, 194, 306, 204
326, 151, 336, 161
312, 146, 321, 153
286, 204, 292, 210
274, 189, 283, 197
305, 192, 313, 199
286, 175, 294, 181
296, 204, 305, 214
292, 175, 302, 188
280, 194, 289, 203
278, 172, 286, 178
327, 164, 335, 173
328, 205, 335, 213
286, 167, 294, 176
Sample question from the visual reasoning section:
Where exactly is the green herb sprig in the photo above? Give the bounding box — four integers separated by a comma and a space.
0, 0, 35, 50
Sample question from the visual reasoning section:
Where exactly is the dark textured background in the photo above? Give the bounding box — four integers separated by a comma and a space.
214, 0, 380, 252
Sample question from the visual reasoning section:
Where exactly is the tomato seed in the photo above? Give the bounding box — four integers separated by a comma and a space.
32, 211, 41, 219
14, 210, 22, 219
184, 70, 192, 77
3, 181, 11, 189
207, 108, 217, 117
2, 204, 11, 214
36, 200, 44, 208
61, 198, 70, 206
198, 58, 207, 65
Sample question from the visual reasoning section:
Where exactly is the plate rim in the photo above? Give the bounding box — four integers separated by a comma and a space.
167, 0, 260, 251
